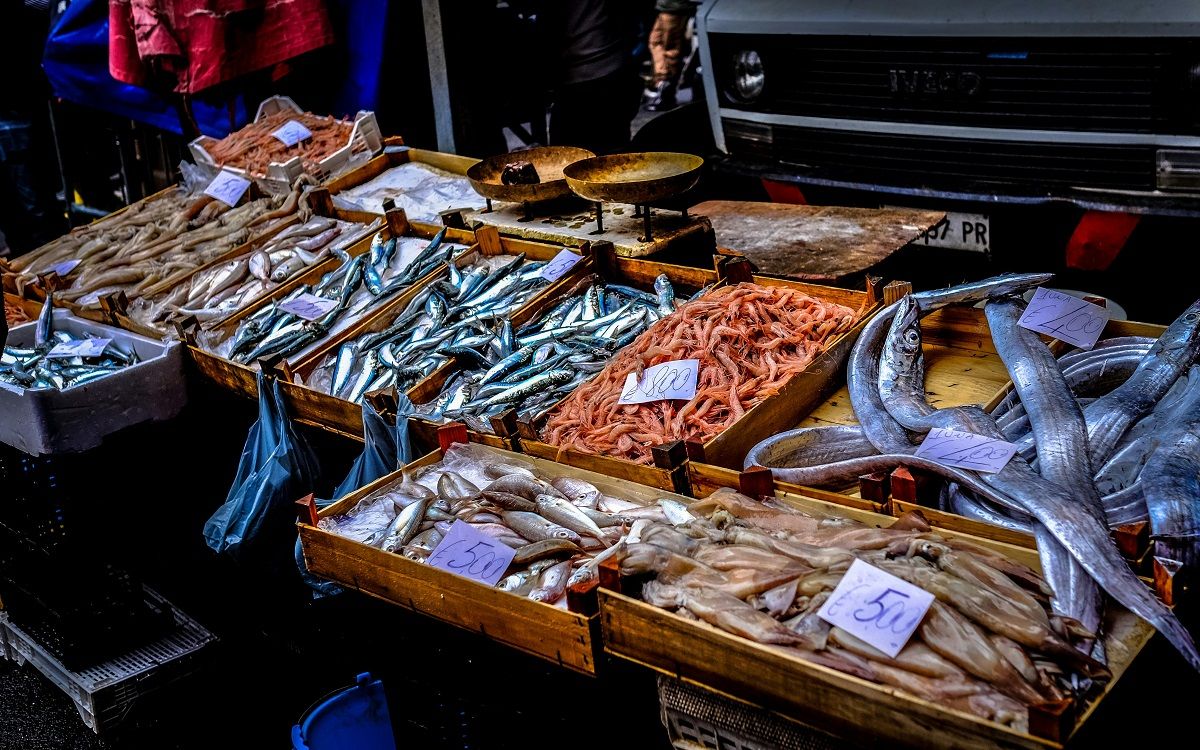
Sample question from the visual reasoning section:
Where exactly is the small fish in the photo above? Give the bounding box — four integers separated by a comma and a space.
501, 511, 582, 544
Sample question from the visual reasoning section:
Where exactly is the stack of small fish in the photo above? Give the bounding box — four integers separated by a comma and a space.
130, 216, 380, 329
206, 229, 464, 365
1, 297, 139, 390
320, 443, 689, 606
7, 184, 301, 307
417, 274, 683, 432
619, 488, 1111, 731
305, 251, 554, 404
746, 274, 1200, 672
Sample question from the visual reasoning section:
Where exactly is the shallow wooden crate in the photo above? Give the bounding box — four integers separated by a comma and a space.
598, 487, 1155, 750
516, 253, 883, 492
187, 217, 477, 413
298, 442, 694, 675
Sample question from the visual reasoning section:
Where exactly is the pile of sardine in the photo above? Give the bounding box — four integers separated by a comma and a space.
320, 443, 687, 605
303, 251, 553, 403
419, 274, 683, 432
6, 183, 301, 307
619, 488, 1109, 731
746, 274, 1200, 671
1, 297, 140, 390
128, 215, 381, 329
204, 229, 465, 365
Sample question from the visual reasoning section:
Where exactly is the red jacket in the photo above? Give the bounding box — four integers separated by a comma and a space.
109, 0, 335, 94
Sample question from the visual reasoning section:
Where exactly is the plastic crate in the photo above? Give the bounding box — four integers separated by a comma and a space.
189, 95, 383, 193
0, 588, 215, 734
657, 677, 849, 750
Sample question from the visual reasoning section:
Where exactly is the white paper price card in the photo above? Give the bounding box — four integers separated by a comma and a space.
1018, 287, 1108, 350
818, 559, 935, 658
427, 520, 516, 586
271, 119, 313, 147
47, 337, 111, 359
278, 293, 338, 321
48, 259, 81, 277
913, 427, 1018, 473
204, 170, 252, 207
538, 249, 583, 282
618, 359, 699, 405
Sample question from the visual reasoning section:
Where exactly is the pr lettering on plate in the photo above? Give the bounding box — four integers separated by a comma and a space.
913, 427, 1018, 473
426, 520, 516, 586
618, 359, 699, 405
1018, 287, 1108, 350
818, 559, 934, 658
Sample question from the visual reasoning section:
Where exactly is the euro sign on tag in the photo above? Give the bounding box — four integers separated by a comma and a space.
278, 293, 338, 322
913, 427, 1018, 473
204, 170, 252, 207
618, 359, 699, 405
47, 337, 112, 359
270, 119, 313, 147
1017, 287, 1108, 350
818, 559, 934, 658
426, 520, 516, 586
538, 249, 583, 282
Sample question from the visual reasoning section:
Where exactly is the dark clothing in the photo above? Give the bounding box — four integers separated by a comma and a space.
538, 0, 637, 85
550, 66, 641, 155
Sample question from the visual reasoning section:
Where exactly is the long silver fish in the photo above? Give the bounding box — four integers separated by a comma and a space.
984, 296, 1105, 655
1141, 380, 1200, 567
877, 297, 1200, 671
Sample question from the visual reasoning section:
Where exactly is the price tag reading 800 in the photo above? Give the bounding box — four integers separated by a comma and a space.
1017, 287, 1109, 350
618, 359, 699, 405
817, 559, 935, 658
426, 520, 516, 586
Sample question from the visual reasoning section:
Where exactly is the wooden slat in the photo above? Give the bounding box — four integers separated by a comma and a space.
519, 438, 680, 492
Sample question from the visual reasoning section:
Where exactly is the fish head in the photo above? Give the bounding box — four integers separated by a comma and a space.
1153, 297, 1200, 358
653, 274, 671, 295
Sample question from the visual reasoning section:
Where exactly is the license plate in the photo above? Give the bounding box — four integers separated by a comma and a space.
916, 212, 990, 253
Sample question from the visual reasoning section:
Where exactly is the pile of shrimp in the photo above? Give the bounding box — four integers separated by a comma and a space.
201, 110, 354, 178
541, 282, 860, 464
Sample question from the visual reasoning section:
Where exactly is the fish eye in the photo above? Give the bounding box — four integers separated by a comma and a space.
904, 330, 920, 345
1187, 313, 1199, 322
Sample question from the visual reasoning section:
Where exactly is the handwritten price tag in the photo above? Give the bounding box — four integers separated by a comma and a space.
47, 337, 111, 359
1018, 287, 1108, 350
914, 427, 1018, 473
818, 559, 934, 658
270, 119, 313, 147
204, 170, 252, 207
278, 293, 338, 321
48, 259, 81, 277
619, 359, 699, 405
538, 249, 583, 282
426, 520, 516, 586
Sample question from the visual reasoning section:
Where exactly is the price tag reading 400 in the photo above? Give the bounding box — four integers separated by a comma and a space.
426, 520, 516, 586
1018, 287, 1109, 350
913, 427, 1019, 473
818, 559, 935, 658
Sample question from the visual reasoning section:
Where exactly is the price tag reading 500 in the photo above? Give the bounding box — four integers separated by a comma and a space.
817, 559, 935, 658
426, 520, 516, 586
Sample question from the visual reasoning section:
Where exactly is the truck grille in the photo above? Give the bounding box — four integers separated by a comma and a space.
710, 34, 1191, 133
725, 121, 1157, 192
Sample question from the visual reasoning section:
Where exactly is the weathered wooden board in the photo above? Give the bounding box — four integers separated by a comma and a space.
690, 200, 944, 284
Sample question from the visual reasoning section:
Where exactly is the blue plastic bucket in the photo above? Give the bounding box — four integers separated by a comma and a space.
291, 672, 396, 750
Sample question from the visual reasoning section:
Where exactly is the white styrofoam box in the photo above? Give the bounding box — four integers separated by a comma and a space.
188, 96, 383, 195
0, 310, 186, 455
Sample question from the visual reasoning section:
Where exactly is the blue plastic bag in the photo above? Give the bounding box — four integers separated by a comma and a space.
296, 393, 415, 596
205, 373, 319, 560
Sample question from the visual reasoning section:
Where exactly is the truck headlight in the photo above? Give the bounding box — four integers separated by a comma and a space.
729, 50, 765, 103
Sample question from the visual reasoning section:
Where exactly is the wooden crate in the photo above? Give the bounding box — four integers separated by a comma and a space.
516, 253, 882, 492
598, 486, 1155, 750
298, 442, 695, 675
187, 216, 478, 408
